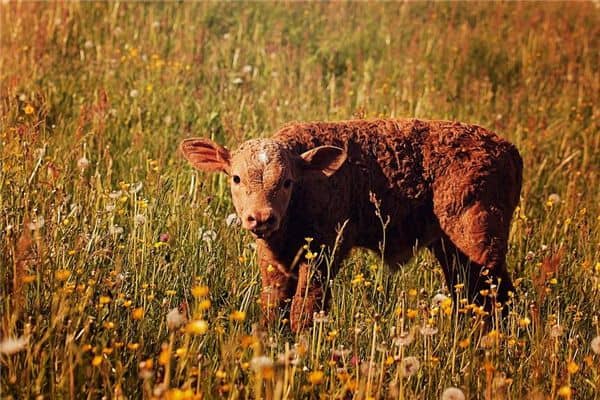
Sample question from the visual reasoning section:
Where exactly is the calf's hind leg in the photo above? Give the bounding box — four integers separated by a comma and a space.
433, 201, 516, 311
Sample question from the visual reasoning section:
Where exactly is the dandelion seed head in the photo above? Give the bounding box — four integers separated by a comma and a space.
134, 214, 146, 226
225, 213, 241, 227
0, 336, 28, 355
166, 308, 186, 331
591, 336, 600, 354
77, 156, 90, 170
129, 89, 139, 98
442, 387, 466, 400
400, 356, 420, 377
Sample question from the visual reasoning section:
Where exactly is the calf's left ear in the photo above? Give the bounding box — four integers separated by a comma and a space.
180, 138, 231, 174
300, 145, 347, 178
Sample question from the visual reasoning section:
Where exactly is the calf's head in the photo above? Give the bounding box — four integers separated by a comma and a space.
181, 138, 346, 239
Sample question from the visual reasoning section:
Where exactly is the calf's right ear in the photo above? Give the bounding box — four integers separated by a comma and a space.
180, 138, 231, 174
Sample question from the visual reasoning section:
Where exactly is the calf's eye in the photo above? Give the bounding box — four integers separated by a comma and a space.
283, 179, 292, 189
232, 175, 241, 184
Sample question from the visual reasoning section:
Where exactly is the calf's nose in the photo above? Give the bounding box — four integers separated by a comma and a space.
245, 209, 277, 231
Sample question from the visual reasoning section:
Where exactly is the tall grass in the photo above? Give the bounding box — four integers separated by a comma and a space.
1, 2, 599, 399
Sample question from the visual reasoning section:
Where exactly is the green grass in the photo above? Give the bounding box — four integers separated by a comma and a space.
1, 2, 599, 399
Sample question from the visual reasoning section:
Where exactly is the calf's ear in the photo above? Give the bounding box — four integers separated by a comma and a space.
300, 145, 346, 178
180, 138, 231, 174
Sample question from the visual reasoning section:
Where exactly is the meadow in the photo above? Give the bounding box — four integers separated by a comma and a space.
1, 2, 599, 399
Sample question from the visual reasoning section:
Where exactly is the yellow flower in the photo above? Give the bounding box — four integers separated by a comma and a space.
230, 310, 246, 321
132, 307, 144, 320
92, 355, 103, 366
406, 309, 418, 319
567, 360, 579, 374
24, 104, 34, 115
557, 385, 572, 398
191, 285, 209, 298
55, 269, 71, 281
198, 299, 211, 311
165, 290, 177, 296
308, 370, 325, 385
186, 320, 208, 335
22, 274, 36, 284
408, 288, 418, 297
99, 296, 111, 305
458, 338, 471, 349
127, 343, 140, 351
518, 317, 531, 327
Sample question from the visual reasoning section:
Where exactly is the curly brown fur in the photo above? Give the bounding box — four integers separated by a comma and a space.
181, 119, 523, 331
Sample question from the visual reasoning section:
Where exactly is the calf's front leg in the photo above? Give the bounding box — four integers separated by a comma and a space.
290, 263, 327, 332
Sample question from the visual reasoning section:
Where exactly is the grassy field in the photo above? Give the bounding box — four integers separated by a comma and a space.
1, 2, 599, 399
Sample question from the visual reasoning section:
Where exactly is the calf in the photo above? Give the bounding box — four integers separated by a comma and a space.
181, 119, 522, 331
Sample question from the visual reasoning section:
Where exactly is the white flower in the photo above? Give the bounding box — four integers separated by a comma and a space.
232, 77, 243, 85
129, 182, 143, 194
129, 89, 139, 98
250, 355, 273, 372
0, 336, 28, 355
550, 324, 563, 338
590, 336, 600, 354
163, 115, 172, 126
77, 156, 90, 170
84, 40, 93, 49
28, 216, 45, 230
225, 213, 241, 227
105, 203, 116, 212
109, 190, 122, 199
201, 229, 217, 244
419, 325, 438, 336
242, 64, 253, 74
19, 93, 26, 101
166, 308, 186, 331
400, 356, 420, 377
548, 193, 560, 205
432, 293, 449, 307
109, 225, 124, 235
442, 387, 465, 400
114, 26, 123, 36
152, 21, 160, 29
393, 330, 414, 346
134, 214, 146, 226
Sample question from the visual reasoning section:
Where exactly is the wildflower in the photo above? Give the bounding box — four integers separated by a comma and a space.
547, 193, 560, 206
313, 311, 329, 323
166, 308, 186, 331
230, 310, 246, 321
27, 216, 45, 230
567, 360, 579, 374
242, 65, 253, 74
99, 296, 112, 305
134, 214, 146, 225
406, 309, 418, 319
591, 336, 600, 354
400, 356, 420, 377
232, 77, 243, 85
251, 355, 274, 378
24, 104, 34, 115
191, 285, 209, 298
557, 385, 572, 398
109, 190, 122, 199
129, 182, 143, 194
92, 355, 103, 366
442, 387, 466, 400
132, 308, 144, 320
55, 269, 71, 281
550, 324, 563, 338
163, 115, 172, 126
109, 225, 124, 235
0, 336, 28, 355
225, 213, 241, 227
458, 338, 471, 348
77, 156, 90, 170
84, 40, 93, 49
419, 325, 438, 336
393, 330, 414, 346
518, 317, 531, 328
129, 89, 139, 98
201, 229, 217, 244
127, 343, 140, 351
198, 299, 211, 310
308, 370, 325, 385
186, 320, 208, 335
158, 232, 170, 243
432, 293, 450, 307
